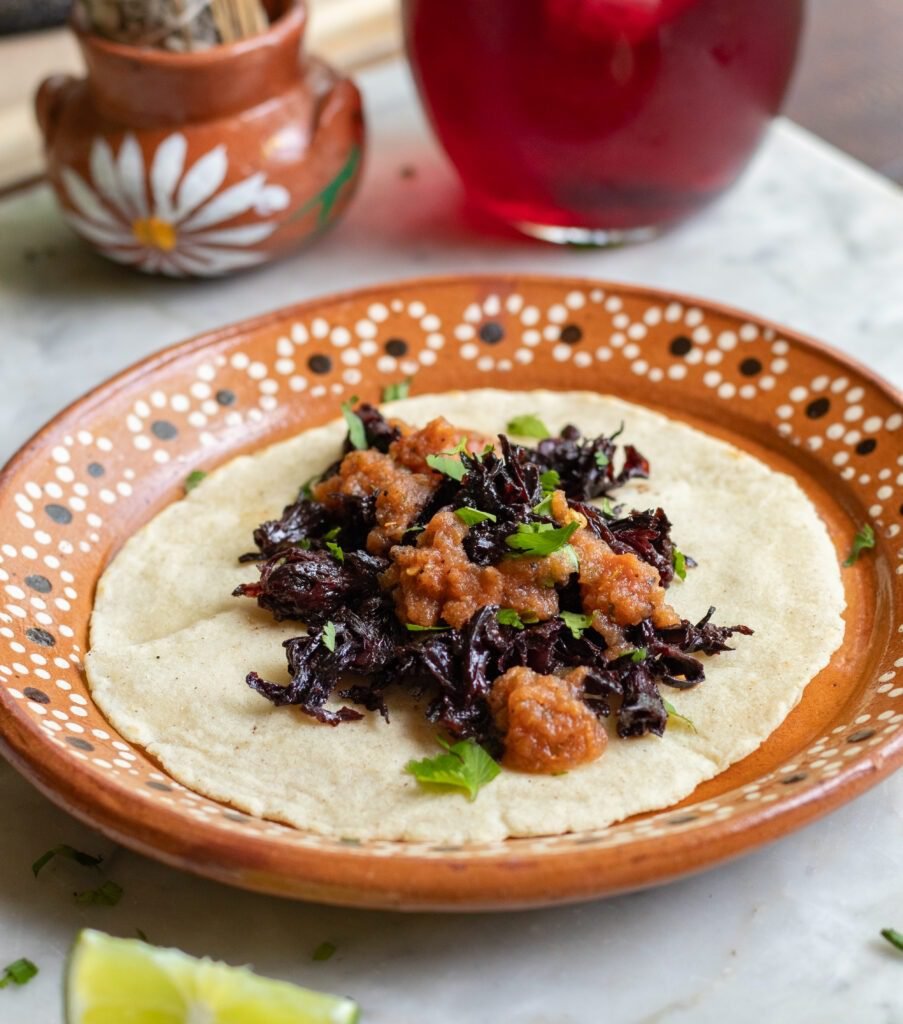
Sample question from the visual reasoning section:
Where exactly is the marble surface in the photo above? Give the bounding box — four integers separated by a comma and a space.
1, 59, 902, 1023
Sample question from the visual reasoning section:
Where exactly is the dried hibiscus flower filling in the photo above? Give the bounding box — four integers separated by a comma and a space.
234, 402, 752, 774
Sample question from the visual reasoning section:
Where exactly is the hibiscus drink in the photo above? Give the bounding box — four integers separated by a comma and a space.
403, 0, 804, 241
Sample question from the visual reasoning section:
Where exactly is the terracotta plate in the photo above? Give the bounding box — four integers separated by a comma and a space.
1, 276, 901, 911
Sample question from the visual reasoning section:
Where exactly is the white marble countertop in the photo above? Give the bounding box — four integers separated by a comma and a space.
1, 59, 902, 1024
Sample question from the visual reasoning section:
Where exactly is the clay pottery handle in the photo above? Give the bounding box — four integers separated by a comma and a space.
35, 74, 76, 146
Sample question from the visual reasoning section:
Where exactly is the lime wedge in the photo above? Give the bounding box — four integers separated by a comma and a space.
67, 929, 360, 1024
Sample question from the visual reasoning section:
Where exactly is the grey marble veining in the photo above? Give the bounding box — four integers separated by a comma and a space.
0, 60, 902, 1024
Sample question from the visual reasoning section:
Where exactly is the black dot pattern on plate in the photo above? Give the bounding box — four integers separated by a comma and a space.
669, 335, 692, 356
384, 338, 408, 357
847, 728, 875, 743
560, 324, 583, 344
856, 438, 877, 456
570, 835, 603, 845
806, 397, 830, 419
307, 353, 332, 374
215, 389, 236, 406
26, 627, 55, 647
23, 687, 49, 704
86, 462, 105, 478
739, 357, 762, 376
151, 420, 178, 441
25, 574, 52, 593
781, 771, 808, 785
44, 503, 72, 524
478, 321, 504, 344
223, 811, 246, 822
146, 780, 172, 792
667, 814, 698, 826
66, 737, 93, 752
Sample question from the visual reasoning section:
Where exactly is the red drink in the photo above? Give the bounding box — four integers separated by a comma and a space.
403, 0, 804, 242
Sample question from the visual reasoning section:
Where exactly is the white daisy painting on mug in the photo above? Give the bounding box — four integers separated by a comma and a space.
59, 132, 291, 276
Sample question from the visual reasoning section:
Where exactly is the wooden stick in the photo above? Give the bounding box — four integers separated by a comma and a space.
76, 0, 270, 50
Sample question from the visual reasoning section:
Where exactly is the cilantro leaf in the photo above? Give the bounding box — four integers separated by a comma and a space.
184, 470, 207, 493
323, 526, 341, 541
325, 541, 344, 563
506, 413, 551, 439
630, 647, 648, 663
595, 452, 610, 468
560, 611, 593, 639
322, 621, 337, 652
405, 623, 450, 632
533, 492, 554, 516
663, 699, 697, 732
506, 521, 579, 558
539, 469, 560, 494
599, 497, 616, 518
425, 438, 469, 481
881, 928, 903, 952
672, 547, 688, 581
844, 524, 876, 567
32, 844, 103, 878
341, 397, 367, 451
312, 941, 337, 962
496, 608, 538, 629
382, 378, 412, 402
74, 880, 122, 906
0, 959, 38, 989
405, 737, 500, 801
455, 507, 497, 526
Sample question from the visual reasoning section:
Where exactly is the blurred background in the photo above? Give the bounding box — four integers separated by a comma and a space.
1, 0, 901, 194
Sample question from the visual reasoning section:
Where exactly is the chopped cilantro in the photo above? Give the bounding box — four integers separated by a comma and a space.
539, 469, 560, 494
425, 438, 469, 481
312, 941, 337, 962
405, 737, 500, 801
404, 524, 425, 536
299, 474, 320, 499
844, 524, 876, 567
382, 377, 412, 402
506, 413, 551, 439
560, 611, 593, 639
455, 507, 497, 526
322, 621, 337, 652
74, 880, 123, 906
0, 959, 38, 989
32, 844, 103, 878
184, 470, 207, 493
672, 547, 688, 581
323, 526, 341, 541
405, 623, 450, 632
881, 928, 903, 952
630, 647, 648, 663
600, 497, 616, 518
496, 608, 538, 629
341, 396, 367, 451
663, 699, 697, 732
325, 541, 344, 563
506, 521, 579, 558
532, 492, 554, 516
595, 452, 610, 468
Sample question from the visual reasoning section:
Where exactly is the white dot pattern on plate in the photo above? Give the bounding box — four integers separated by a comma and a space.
0, 282, 900, 863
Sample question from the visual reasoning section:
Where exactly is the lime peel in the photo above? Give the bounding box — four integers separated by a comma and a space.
67, 929, 360, 1024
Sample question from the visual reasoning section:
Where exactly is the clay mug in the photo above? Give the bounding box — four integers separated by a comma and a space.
35, 0, 364, 277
